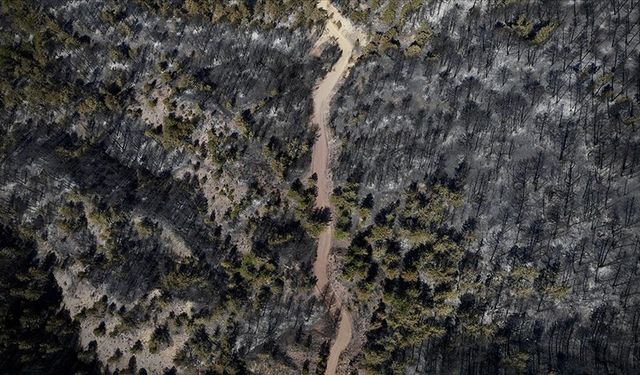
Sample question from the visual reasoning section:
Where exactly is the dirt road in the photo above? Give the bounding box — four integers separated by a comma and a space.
310, 2, 367, 374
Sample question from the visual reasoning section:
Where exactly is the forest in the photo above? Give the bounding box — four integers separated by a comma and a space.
1, 0, 639, 374
328, 0, 640, 373
1, 0, 340, 373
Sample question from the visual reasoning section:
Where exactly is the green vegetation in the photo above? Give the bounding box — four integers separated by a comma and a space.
331, 182, 371, 240
137, 0, 326, 29
346, 0, 422, 30
405, 22, 433, 57
501, 17, 557, 45
60, 192, 127, 265
219, 249, 283, 311
288, 176, 331, 237
263, 134, 312, 181
160, 258, 209, 294
334, 171, 583, 373
533, 22, 557, 44
337, 180, 476, 370
148, 323, 172, 353
134, 217, 155, 238
57, 200, 88, 233
365, 28, 401, 56
337, 0, 430, 56
93, 321, 107, 337
130, 339, 144, 354
507, 15, 534, 38
208, 127, 241, 165
108, 348, 123, 363
380, 0, 399, 25
145, 113, 198, 149
174, 323, 248, 373
161, 113, 198, 146
0, 0, 77, 113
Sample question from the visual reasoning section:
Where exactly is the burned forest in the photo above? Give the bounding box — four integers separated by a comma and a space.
1, 0, 639, 374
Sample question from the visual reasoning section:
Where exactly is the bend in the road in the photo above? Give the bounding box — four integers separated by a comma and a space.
310, 2, 367, 375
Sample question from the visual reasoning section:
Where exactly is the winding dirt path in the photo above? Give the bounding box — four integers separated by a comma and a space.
310, 2, 367, 374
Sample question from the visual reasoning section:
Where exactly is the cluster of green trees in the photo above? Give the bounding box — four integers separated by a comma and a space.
340, 0, 420, 30
57, 200, 89, 233
154, 113, 199, 149
137, 0, 326, 29
81, 294, 154, 343
174, 322, 247, 373
160, 258, 209, 296
263, 133, 313, 181
207, 110, 314, 182
207, 117, 246, 165
149, 323, 173, 353
335, 0, 432, 57
405, 22, 434, 57
331, 181, 373, 240
220, 249, 281, 310
336, 178, 477, 371
0, 0, 353, 371
287, 175, 332, 237
337, 170, 633, 373
61, 192, 127, 265
0, 0, 77, 113
0, 0, 137, 121
497, 16, 557, 45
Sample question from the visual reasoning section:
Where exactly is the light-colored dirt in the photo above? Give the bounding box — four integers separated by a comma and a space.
310, 2, 367, 374
52, 258, 192, 374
